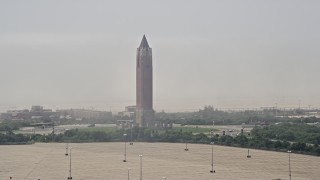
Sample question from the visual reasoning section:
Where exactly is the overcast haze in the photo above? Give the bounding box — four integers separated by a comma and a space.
0, 0, 320, 112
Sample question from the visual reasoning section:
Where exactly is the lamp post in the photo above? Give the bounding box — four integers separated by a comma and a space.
211, 121, 216, 174
139, 155, 143, 180
123, 134, 127, 162
247, 133, 251, 158
67, 148, 73, 179
212, 121, 215, 136
127, 168, 131, 180
52, 125, 55, 142
130, 122, 133, 145
65, 143, 69, 156
288, 150, 292, 180
210, 142, 215, 174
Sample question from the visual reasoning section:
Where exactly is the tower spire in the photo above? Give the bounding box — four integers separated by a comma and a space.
139, 35, 149, 48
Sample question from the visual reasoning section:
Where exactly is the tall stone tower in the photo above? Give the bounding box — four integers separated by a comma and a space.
136, 35, 154, 127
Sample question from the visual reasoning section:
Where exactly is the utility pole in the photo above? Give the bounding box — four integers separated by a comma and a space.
139, 155, 143, 180
68, 148, 72, 179
123, 134, 127, 162
288, 150, 292, 180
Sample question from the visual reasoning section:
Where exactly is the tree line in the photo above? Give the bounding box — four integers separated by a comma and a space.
1, 124, 319, 156
156, 106, 320, 125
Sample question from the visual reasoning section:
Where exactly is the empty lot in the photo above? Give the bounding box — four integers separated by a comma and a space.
0, 142, 319, 180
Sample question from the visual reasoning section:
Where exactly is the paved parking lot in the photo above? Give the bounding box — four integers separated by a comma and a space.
0, 142, 319, 180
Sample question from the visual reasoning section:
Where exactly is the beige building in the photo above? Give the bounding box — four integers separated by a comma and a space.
118, 106, 136, 118
57, 109, 112, 120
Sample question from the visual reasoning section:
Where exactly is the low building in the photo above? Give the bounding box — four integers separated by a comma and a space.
56, 109, 112, 120
0, 106, 54, 121
118, 106, 136, 118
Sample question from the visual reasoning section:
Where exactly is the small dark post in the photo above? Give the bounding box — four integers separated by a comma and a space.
247, 148, 251, 158
184, 142, 189, 151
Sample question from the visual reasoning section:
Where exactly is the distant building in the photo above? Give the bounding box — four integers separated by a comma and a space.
0, 106, 54, 121
0, 106, 112, 122
116, 120, 134, 129
125, 106, 136, 112
118, 106, 136, 118
31, 105, 44, 113
56, 109, 112, 120
136, 35, 154, 127
1, 109, 30, 120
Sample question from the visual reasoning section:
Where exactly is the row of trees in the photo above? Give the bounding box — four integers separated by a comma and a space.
251, 123, 320, 145
0, 120, 29, 133
3, 125, 319, 156
0, 132, 30, 144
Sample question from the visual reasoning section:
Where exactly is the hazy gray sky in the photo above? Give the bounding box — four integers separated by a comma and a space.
0, 0, 319, 112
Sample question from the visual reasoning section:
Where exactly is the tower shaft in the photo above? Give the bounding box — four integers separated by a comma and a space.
136, 35, 154, 127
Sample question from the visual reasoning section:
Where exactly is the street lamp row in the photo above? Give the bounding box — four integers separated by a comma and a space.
65, 120, 290, 179
65, 146, 294, 180
64, 141, 294, 179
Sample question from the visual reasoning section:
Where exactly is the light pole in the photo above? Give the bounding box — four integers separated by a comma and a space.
68, 148, 73, 179
130, 122, 133, 145
288, 150, 292, 180
211, 121, 215, 143
127, 168, 131, 180
123, 134, 127, 162
247, 133, 251, 158
139, 155, 143, 180
65, 143, 69, 156
52, 125, 55, 142
211, 121, 214, 136
211, 121, 216, 174
210, 142, 215, 174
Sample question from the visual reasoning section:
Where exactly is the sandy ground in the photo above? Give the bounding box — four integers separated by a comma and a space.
0, 142, 319, 180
